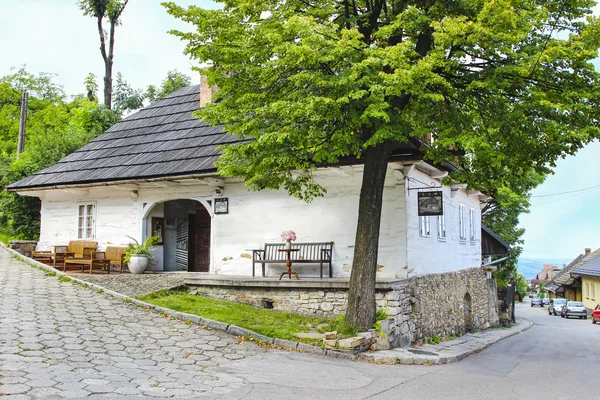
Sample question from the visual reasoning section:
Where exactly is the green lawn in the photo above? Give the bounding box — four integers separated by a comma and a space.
138, 290, 355, 341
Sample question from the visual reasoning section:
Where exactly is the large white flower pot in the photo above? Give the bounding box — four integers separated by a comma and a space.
128, 255, 149, 274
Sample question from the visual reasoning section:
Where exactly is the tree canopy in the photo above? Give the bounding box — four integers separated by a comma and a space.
0, 68, 117, 238
165, 0, 600, 329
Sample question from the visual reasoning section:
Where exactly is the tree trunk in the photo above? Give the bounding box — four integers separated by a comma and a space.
103, 62, 112, 110
345, 140, 394, 330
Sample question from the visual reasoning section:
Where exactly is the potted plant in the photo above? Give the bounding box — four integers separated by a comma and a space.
125, 235, 160, 274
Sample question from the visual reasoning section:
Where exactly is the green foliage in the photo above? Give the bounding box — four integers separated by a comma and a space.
138, 290, 331, 341
146, 70, 192, 103
515, 274, 528, 300
124, 235, 161, 264
0, 68, 117, 239
58, 275, 72, 283
375, 309, 389, 321
427, 335, 441, 345
113, 72, 144, 114
317, 315, 359, 338
165, 0, 600, 202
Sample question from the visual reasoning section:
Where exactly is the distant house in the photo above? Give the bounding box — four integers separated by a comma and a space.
570, 249, 600, 310
548, 248, 597, 301
7, 83, 492, 280
530, 264, 560, 293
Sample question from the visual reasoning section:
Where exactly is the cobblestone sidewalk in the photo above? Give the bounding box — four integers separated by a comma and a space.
0, 249, 266, 399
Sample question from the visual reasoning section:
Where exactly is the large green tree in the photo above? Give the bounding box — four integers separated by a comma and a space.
165, 0, 600, 329
78, 0, 129, 110
0, 69, 117, 238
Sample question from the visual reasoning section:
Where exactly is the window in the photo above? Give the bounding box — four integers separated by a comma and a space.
469, 207, 476, 243
593, 284, 596, 300
419, 216, 430, 238
437, 204, 446, 240
459, 204, 466, 242
78, 203, 96, 239
586, 282, 590, 299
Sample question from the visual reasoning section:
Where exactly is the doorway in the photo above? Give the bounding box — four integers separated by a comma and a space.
160, 199, 211, 272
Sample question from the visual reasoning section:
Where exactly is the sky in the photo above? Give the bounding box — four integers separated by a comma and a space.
1, 1, 599, 277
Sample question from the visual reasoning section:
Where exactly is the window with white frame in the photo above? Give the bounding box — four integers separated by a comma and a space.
78, 203, 96, 239
459, 204, 466, 242
593, 284, 596, 300
437, 204, 446, 240
469, 207, 476, 243
419, 216, 430, 238
586, 282, 590, 299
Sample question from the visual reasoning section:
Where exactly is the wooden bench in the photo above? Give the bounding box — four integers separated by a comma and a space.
252, 242, 333, 278
32, 240, 97, 268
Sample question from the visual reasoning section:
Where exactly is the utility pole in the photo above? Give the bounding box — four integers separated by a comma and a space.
16, 90, 28, 159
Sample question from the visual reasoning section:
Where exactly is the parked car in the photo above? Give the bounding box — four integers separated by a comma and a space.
548, 298, 567, 315
531, 297, 543, 307
561, 301, 588, 319
592, 304, 600, 324
542, 297, 550, 305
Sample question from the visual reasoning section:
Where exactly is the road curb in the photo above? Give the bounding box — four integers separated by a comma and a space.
362, 317, 533, 365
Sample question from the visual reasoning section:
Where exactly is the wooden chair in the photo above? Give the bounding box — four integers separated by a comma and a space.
33, 240, 97, 268
96, 246, 128, 273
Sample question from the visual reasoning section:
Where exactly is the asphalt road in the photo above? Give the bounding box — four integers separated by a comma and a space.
222, 302, 600, 400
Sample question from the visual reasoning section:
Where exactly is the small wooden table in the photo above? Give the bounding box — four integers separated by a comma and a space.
278, 249, 300, 280
64, 258, 111, 274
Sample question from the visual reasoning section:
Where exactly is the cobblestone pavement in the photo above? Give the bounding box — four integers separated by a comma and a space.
72, 273, 187, 297
0, 250, 266, 399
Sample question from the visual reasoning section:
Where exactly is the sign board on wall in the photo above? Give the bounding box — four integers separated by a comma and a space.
418, 191, 443, 216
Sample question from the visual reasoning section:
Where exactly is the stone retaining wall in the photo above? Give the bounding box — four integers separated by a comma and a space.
8, 240, 37, 257
408, 268, 499, 344
187, 267, 498, 348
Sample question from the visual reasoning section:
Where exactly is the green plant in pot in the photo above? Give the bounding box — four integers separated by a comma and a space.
125, 235, 161, 274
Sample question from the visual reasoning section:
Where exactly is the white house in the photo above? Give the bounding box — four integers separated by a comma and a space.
8, 84, 489, 279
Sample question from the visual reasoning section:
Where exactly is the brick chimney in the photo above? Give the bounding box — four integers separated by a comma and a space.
585, 248, 591, 255
199, 73, 219, 107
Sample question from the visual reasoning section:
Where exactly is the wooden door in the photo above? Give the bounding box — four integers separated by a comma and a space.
188, 208, 211, 272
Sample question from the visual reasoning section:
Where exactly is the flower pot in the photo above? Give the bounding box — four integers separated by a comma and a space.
128, 255, 149, 274
284, 240, 292, 250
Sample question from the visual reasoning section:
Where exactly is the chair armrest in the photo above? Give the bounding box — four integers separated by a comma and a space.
82, 247, 96, 259
321, 248, 332, 260
92, 251, 106, 260
121, 253, 126, 265
252, 249, 266, 261
53, 245, 68, 253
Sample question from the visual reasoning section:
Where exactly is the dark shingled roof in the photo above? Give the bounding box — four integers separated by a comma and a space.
7, 85, 239, 190
553, 251, 599, 286
8, 84, 427, 191
572, 250, 600, 278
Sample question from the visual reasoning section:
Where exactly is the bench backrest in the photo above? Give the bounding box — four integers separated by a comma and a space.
264, 242, 333, 261
68, 240, 98, 258
104, 246, 127, 263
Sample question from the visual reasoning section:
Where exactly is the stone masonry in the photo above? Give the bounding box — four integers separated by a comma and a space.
188, 267, 498, 348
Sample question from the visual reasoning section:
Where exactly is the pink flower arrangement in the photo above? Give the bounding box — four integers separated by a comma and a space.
281, 230, 297, 242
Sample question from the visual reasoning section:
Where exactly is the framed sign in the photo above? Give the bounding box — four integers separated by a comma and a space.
214, 197, 229, 214
418, 191, 443, 216
151, 217, 164, 244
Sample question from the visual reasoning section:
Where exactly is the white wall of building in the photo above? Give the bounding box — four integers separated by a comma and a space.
405, 167, 482, 275
35, 162, 484, 278
34, 164, 409, 278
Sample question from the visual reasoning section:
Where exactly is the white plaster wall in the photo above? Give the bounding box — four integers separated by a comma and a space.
405, 167, 482, 275
35, 165, 408, 278
213, 165, 407, 278
38, 188, 140, 250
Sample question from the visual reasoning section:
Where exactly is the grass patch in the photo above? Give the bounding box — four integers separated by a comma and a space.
58, 275, 72, 283
138, 290, 333, 341
0, 230, 19, 245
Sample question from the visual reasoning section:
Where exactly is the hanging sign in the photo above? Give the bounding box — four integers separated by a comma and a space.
418, 191, 443, 216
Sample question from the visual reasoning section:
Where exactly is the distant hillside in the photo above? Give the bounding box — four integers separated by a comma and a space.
518, 258, 573, 280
